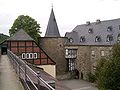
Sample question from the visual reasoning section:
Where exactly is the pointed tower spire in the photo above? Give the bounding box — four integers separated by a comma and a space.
45, 8, 60, 37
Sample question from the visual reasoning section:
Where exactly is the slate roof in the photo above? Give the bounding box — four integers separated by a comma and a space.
65, 18, 120, 45
7, 29, 34, 41
45, 8, 60, 37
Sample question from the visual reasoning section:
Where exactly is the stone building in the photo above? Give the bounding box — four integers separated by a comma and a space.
39, 7, 120, 80
39, 8, 67, 75
65, 19, 120, 79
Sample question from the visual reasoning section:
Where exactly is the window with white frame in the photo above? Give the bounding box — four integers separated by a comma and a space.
34, 53, 38, 59
21, 53, 38, 59
22, 53, 26, 59
65, 49, 68, 55
68, 59, 75, 71
26, 53, 30, 59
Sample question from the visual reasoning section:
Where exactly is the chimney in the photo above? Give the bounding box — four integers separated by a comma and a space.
86, 21, 91, 25
96, 19, 101, 24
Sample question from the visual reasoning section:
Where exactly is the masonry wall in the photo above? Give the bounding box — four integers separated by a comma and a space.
65, 45, 112, 80
39, 37, 67, 75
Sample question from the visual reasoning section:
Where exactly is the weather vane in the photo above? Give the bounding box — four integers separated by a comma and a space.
51, 3, 53, 8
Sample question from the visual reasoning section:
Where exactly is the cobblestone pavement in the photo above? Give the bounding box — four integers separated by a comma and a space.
59, 79, 98, 90
0, 55, 24, 90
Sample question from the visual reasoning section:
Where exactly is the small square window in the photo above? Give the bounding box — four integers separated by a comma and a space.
101, 51, 105, 56
91, 51, 95, 56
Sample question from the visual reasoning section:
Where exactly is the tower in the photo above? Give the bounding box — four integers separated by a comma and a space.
45, 8, 60, 37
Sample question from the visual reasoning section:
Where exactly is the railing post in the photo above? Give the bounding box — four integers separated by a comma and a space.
37, 71, 41, 90
18, 63, 20, 79
25, 65, 27, 82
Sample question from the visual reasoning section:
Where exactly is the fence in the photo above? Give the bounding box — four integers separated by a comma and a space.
7, 50, 55, 90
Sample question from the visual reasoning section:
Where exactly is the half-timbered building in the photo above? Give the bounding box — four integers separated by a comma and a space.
1, 29, 56, 77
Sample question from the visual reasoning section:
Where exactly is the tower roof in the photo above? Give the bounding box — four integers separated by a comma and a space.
45, 8, 60, 37
8, 29, 34, 41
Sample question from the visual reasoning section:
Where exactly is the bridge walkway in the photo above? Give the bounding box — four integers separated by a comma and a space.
0, 55, 24, 90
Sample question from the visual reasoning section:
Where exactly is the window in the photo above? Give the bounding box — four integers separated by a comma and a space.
80, 36, 85, 42
107, 26, 112, 32
21, 53, 38, 59
95, 36, 101, 42
34, 53, 38, 59
91, 51, 95, 56
22, 53, 26, 59
68, 59, 75, 71
65, 49, 68, 55
106, 35, 113, 42
88, 28, 93, 33
101, 50, 105, 56
30, 53, 33, 59
69, 38, 73, 43
26, 53, 30, 59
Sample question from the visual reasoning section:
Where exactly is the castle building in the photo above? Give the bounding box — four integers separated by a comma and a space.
40, 8, 120, 79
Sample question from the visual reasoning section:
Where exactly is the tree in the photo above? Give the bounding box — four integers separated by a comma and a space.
96, 43, 120, 90
9, 15, 41, 42
0, 33, 9, 44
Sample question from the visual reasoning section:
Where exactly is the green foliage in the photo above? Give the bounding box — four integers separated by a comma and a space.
0, 33, 9, 44
87, 72, 96, 83
95, 43, 120, 90
9, 15, 41, 42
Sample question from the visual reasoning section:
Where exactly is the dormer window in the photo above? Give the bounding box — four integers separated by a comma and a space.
88, 28, 93, 33
107, 26, 112, 32
106, 35, 113, 42
69, 38, 73, 43
95, 36, 101, 42
80, 36, 85, 42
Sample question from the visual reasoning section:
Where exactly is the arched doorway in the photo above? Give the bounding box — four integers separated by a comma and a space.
74, 69, 79, 79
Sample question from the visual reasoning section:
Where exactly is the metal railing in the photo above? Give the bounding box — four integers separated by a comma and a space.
7, 50, 55, 90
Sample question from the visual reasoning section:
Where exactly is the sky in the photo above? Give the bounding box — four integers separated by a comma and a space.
0, 0, 120, 36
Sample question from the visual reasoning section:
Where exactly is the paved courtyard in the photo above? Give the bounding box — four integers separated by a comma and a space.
59, 79, 98, 90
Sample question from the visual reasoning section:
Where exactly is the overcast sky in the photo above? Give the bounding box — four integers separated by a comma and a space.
0, 0, 120, 36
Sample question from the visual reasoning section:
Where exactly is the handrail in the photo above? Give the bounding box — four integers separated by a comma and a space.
7, 50, 55, 90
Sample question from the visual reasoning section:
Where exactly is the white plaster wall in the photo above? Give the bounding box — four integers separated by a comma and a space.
38, 65, 56, 78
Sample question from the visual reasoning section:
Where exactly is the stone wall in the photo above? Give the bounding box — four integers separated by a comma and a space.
65, 45, 112, 80
39, 37, 67, 75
